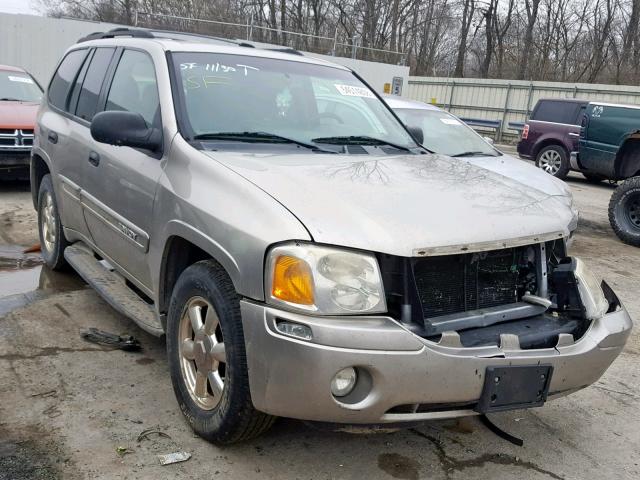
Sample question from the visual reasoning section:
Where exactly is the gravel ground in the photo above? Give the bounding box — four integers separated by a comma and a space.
0, 158, 638, 480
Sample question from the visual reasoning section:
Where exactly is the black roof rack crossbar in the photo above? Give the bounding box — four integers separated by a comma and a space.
78, 28, 155, 43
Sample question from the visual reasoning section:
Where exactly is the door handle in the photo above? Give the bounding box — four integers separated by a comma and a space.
47, 131, 58, 144
88, 151, 100, 167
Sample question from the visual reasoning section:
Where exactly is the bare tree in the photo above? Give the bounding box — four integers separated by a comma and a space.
453, 0, 475, 77
517, 0, 542, 79
38, 0, 640, 85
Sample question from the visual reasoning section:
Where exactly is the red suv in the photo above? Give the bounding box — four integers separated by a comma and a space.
517, 99, 588, 180
0, 64, 42, 179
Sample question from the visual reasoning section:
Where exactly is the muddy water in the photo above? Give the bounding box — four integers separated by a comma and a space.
0, 245, 84, 316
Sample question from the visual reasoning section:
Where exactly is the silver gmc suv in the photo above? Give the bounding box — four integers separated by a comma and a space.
31, 28, 632, 444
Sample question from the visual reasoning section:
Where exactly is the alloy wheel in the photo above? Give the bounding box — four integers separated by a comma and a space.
41, 191, 57, 253
178, 296, 227, 410
539, 150, 562, 175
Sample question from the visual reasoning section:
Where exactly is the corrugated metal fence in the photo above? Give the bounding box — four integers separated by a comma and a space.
406, 77, 640, 142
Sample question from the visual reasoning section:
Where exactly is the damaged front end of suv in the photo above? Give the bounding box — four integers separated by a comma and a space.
241, 232, 630, 423
230, 152, 631, 425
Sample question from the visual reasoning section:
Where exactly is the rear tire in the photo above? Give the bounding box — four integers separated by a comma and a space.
166, 260, 275, 444
536, 145, 570, 180
608, 177, 640, 247
582, 172, 607, 183
37, 174, 69, 270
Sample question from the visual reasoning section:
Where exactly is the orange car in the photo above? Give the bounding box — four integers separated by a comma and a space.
0, 64, 43, 178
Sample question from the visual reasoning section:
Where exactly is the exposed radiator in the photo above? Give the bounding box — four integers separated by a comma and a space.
413, 247, 528, 319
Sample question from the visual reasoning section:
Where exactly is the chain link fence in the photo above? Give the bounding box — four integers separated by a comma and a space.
134, 12, 406, 65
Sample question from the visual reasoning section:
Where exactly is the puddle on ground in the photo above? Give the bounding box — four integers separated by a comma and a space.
0, 245, 85, 316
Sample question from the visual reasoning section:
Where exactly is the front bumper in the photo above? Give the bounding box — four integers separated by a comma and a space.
0, 150, 30, 171
241, 297, 632, 424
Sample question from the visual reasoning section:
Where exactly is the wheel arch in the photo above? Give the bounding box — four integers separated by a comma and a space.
157, 222, 242, 325
533, 138, 567, 159
614, 132, 640, 179
30, 153, 51, 209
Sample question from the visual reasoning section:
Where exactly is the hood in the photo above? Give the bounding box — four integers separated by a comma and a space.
204, 151, 575, 256
464, 152, 572, 199
0, 101, 39, 129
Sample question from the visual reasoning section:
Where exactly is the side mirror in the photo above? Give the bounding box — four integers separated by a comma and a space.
407, 125, 424, 145
483, 136, 495, 145
91, 111, 161, 151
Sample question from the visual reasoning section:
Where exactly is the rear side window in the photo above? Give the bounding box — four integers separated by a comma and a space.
105, 50, 160, 127
532, 100, 581, 125
48, 49, 88, 110
75, 48, 115, 121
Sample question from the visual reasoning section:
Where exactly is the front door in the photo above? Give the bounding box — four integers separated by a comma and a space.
81, 49, 164, 290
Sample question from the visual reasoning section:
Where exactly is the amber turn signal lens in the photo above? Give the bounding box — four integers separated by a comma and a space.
271, 255, 315, 306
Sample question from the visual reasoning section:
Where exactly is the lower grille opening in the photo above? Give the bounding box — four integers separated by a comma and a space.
386, 402, 477, 415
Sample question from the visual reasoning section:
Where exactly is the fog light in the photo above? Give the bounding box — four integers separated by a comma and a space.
275, 321, 312, 341
331, 367, 357, 397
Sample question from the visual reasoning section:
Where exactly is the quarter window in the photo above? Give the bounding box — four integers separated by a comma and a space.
532, 100, 581, 125
48, 49, 88, 110
75, 48, 115, 121
105, 50, 160, 127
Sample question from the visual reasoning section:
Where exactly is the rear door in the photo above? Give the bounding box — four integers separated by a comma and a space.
41, 48, 91, 237
80, 49, 164, 290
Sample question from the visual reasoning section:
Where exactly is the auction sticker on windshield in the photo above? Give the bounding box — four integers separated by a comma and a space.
334, 84, 375, 98
8, 76, 34, 84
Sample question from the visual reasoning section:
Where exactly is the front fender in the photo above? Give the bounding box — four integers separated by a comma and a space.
615, 131, 640, 179
29, 145, 53, 209
161, 219, 241, 292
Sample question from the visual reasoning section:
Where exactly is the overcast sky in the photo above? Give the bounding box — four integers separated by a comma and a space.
0, 0, 41, 15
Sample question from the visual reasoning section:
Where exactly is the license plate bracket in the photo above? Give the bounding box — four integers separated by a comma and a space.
476, 365, 553, 414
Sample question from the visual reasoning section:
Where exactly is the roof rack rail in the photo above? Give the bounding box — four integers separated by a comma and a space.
148, 29, 247, 46
266, 47, 303, 56
77, 28, 155, 43
76, 27, 300, 57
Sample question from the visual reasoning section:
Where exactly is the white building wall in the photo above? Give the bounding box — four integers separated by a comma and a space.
0, 14, 122, 84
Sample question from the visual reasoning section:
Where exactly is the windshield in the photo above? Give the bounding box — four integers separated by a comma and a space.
0, 70, 42, 102
171, 52, 416, 152
393, 108, 499, 157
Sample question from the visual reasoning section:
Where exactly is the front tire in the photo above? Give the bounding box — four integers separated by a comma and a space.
37, 174, 69, 270
609, 177, 640, 247
536, 145, 570, 179
166, 260, 275, 444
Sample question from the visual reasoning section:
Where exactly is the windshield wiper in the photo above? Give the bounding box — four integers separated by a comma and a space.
192, 131, 336, 153
312, 135, 411, 152
451, 151, 488, 157
0, 97, 23, 101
